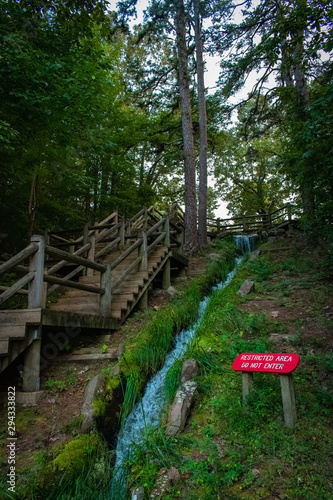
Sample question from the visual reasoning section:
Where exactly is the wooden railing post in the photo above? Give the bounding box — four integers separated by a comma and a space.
100, 264, 111, 316
163, 214, 171, 289
143, 207, 148, 230
87, 232, 95, 277
139, 231, 148, 273
242, 216, 248, 233
118, 218, 125, 250
138, 231, 148, 310
23, 235, 45, 393
217, 218, 221, 233
83, 223, 89, 275
287, 203, 292, 222
176, 229, 185, 255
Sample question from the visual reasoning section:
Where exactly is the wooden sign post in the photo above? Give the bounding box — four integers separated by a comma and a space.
233, 353, 300, 428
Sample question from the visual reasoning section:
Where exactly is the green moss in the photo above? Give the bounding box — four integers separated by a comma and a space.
53, 434, 106, 475
93, 397, 108, 417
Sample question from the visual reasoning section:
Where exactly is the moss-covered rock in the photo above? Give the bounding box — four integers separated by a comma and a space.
53, 434, 106, 475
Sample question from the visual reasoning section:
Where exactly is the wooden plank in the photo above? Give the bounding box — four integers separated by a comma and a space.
0, 325, 26, 339
42, 309, 119, 330
0, 309, 41, 325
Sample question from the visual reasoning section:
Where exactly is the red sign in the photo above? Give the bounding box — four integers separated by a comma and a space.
233, 353, 300, 374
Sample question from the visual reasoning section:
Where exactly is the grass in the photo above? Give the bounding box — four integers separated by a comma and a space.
0, 239, 238, 500
126, 238, 333, 500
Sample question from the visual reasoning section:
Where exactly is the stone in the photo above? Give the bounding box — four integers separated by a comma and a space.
261, 230, 268, 238
248, 250, 260, 263
237, 280, 255, 297
181, 359, 199, 384
132, 487, 144, 500
267, 236, 276, 243
166, 380, 197, 436
150, 469, 170, 498
168, 467, 180, 483
81, 375, 102, 432
208, 253, 220, 262
166, 286, 179, 296
111, 364, 120, 377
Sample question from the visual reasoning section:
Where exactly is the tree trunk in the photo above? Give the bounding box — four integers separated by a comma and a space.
175, 0, 198, 253
194, 0, 208, 248
292, 27, 314, 232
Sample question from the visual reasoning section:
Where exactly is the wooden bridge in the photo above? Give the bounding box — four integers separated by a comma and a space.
0, 203, 298, 393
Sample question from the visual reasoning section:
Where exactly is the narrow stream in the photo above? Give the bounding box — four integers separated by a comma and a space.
109, 236, 256, 499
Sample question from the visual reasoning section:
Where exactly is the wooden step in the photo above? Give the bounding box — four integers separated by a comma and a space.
0, 325, 26, 339
0, 308, 41, 325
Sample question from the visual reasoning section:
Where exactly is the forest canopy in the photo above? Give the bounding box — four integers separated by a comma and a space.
1, 0, 332, 251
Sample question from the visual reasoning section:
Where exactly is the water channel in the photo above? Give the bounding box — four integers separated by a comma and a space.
109, 235, 257, 499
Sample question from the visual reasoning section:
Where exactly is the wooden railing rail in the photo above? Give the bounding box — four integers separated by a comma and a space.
0, 244, 38, 276
44, 245, 106, 273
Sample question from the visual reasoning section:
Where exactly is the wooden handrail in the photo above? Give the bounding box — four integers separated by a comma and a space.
44, 275, 105, 295
0, 272, 34, 305
45, 245, 106, 273
110, 238, 143, 271
0, 244, 38, 277
146, 218, 165, 237
111, 256, 142, 293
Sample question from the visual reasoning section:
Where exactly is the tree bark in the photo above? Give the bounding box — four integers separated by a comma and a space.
175, 0, 198, 253
194, 0, 208, 248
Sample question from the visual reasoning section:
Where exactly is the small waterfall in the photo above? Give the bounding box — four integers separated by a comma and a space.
109, 257, 243, 499
234, 234, 258, 253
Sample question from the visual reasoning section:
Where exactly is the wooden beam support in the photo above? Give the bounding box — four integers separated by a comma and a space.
242, 372, 254, 401
280, 374, 297, 428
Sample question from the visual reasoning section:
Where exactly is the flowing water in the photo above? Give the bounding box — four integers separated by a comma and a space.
109, 235, 256, 499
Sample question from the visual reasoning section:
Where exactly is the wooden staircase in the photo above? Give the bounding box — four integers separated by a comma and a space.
49, 245, 169, 322
0, 205, 187, 387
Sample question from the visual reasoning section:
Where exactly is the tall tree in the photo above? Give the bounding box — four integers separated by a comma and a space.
194, 0, 208, 247
175, 0, 198, 252
209, 0, 332, 233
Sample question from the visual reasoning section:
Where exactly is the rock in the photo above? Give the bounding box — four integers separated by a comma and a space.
261, 230, 269, 238
81, 375, 101, 432
166, 286, 179, 296
237, 280, 255, 297
248, 250, 260, 262
252, 469, 261, 478
116, 344, 126, 358
132, 487, 144, 500
150, 469, 170, 498
168, 467, 180, 483
181, 359, 199, 384
166, 380, 197, 436
208, 253, 220, 262
111, 364, 120, 377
